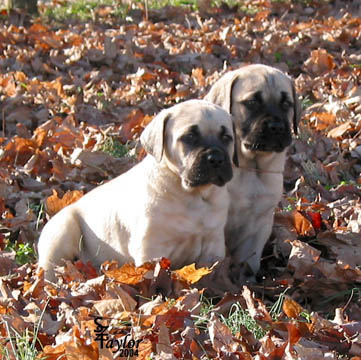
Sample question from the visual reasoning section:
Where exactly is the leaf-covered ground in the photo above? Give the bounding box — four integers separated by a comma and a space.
1, 0, 361, 358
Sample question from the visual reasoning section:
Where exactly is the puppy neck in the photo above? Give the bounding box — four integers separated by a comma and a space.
147, 156, 221, 201
238, 144, 286, 174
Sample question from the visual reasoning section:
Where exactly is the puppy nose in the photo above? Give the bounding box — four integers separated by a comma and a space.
207, 149, 225, 168
267, 121, 285, 134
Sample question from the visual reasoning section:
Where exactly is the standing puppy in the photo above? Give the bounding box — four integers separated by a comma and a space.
38, 100, 238, 281
205, 64, 301, 275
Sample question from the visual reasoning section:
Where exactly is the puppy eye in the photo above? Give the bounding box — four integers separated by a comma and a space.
180, 132, 198, 145
243, 99, 260, 110
281, 99, 293, 111
221, 134, 233, 143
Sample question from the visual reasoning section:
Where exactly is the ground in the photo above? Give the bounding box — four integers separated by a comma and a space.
0, 0, 361, 359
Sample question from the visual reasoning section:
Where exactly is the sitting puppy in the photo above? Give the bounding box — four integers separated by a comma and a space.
205, 64, 301, 276
37, 100, 238, 281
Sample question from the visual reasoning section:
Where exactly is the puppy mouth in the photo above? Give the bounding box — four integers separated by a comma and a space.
182, 158, 233, 189
244, 141, 287, 153
183, 173, 230, 188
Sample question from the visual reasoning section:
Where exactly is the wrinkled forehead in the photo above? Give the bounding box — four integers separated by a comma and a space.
169, 104, 233, 135
233, 71, 293, 102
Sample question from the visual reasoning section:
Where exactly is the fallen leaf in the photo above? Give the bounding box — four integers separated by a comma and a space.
173, 263, 212, 284
45, 189, 84, 216
104, 262, 154, 285
327, 121, 354, 138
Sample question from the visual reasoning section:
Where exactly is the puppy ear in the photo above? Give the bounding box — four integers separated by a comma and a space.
205, 71, 239, 114
232, 121, 239, 167
291, 81, 302, 135
140, 110, 170, 162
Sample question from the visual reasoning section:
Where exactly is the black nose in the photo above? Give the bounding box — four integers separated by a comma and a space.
207, 149, 225, 168
267, 120, 285, 134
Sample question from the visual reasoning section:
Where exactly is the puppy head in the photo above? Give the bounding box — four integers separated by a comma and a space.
205, 64, 302, 158
141, 100, 237, 191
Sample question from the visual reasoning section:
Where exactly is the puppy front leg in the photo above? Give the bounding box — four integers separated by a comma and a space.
197, 230, 226, 266
37, 207, 82, 282
231, 217, 273, 276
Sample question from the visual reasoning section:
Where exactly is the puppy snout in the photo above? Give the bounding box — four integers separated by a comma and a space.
267, 120, 285, 134
206, 149, 225, 168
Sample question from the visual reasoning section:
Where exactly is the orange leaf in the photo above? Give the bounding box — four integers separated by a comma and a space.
310, 48, 336, 73
310, 112, 336, 131
39, 344, 66, 360
191, 68, 205, 87
174, 263, 212, 284
1, 137, 37, 166
45, 189, 84, 216
255, 9, 271, 22
29, 23, 49, 33
121, 109, 145, 142
104, 262, 154, 285
291, 210, 315, 237
282, 296, 303, 319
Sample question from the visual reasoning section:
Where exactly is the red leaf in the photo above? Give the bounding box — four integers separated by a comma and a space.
306, 211, 322, 231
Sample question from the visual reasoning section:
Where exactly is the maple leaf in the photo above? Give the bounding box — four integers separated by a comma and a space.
104, 262, 154, 285
173, 263, 213, 284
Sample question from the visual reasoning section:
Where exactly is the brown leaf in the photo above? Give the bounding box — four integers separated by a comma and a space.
242, 286, 273, 324
156, 323, 175, 358
1, 137, 37, 166
327, 121, 354, 138
291, 210, 315, 237
45, 189, 84, 216
154, 307, 191, 331
282, 296, 303, 319
208, 312, 241, 353
287, 240, 321, 278
304, 48, 336, 75
93, 296, 137, 316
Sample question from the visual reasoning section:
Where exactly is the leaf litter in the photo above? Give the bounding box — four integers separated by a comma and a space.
0, 0, 361, 358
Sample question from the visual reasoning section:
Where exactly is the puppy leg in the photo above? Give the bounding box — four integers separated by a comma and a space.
37, 207, 82, 282
231, 215, 273, 276
197, 230, 226, 266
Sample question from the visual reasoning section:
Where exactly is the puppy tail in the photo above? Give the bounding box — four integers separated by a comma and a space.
37, 207, 82, 282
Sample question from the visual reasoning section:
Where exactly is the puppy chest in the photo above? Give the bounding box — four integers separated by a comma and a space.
228, 173, 282, 216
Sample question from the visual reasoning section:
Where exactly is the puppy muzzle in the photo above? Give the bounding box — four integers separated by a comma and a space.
243, 117, 292, 153
184, 147, 233, 188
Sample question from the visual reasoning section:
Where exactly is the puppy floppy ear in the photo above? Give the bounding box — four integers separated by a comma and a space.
140, 110, 170, 162
291, 81, 302, 135
232, 121, 239, 167
204, 70, 240, 114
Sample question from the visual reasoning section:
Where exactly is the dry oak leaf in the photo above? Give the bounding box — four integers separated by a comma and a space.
1, 137, 38, 166
242, 286, 272, 324
40, 326, 99, 360
291, 210, 315, 237
327, 121, 354, 139
208, 312, 242, 353
304, 48, 336, 75
104, 262, 154, 285
156, 323, 175, 358
282, 296, 304, 319
310, 112, 336, 131
45, 189, 84, 216
93, 296, 137, 316
173, 263, 212, 284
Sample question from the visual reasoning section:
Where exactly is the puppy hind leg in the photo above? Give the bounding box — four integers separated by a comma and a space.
37, 208, 82, 282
